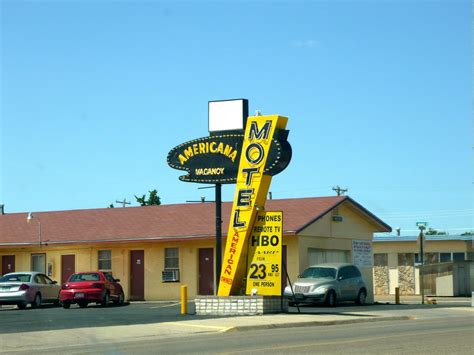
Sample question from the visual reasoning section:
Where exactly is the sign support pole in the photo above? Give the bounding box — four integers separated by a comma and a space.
416, 222, 427, 305
419, 226, 425, 305
215, 183, 222, 293
282, 261, 300, 313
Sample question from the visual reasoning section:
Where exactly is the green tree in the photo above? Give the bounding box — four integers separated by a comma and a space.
461, 231, 474, 236
135, 189, 161, 206
425, 228, 448, 236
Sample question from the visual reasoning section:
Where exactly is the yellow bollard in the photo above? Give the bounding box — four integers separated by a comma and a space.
181, 285, 188, 315
395, 287, 400, 304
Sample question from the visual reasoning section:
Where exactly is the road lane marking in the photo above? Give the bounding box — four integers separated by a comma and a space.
149, 302, 181, 309
165, 322, 234, 332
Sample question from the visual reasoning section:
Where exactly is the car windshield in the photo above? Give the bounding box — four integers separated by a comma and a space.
0, 274, 32, 282
69, 273, 100, 282
300, 267, 336, 279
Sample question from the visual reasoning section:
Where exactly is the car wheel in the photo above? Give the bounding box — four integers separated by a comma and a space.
78, 301, 88, 308
31, 293, 42, 308
101, 292, 110, 307
62, 302, 71, 309
17, 302, 27, 310
356, 289, 367, 305
114, 291, 125, 306
326, 291, 336, 307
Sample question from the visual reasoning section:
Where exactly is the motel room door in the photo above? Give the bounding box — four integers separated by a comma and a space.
61, 255, 75, 284
130, 250, 145, 301
1, 255, 15, 275
198, 248, 214, 295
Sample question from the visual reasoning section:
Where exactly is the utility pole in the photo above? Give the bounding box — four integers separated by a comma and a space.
416, 222, 427, 305
332, 185, 348, 196
115, 198, 131, 208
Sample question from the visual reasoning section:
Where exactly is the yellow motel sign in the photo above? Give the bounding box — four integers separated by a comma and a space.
245, 211, 282, 296
218, 115, 289, 296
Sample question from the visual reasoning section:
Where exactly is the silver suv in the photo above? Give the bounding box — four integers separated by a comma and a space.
284, 263, 367, 307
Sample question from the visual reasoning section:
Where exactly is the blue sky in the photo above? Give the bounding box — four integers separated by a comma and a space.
1, 0, 472, 236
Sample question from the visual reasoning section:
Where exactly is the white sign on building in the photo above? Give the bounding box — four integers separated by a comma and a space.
352, 240, 373, 267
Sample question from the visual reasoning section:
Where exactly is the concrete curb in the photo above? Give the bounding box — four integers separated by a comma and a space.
222, 315, 415, 332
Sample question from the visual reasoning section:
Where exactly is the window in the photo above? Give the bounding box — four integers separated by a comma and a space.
440, 253, 451, 262
415, 253, 420, 264
70, 273, 100, 281
165, 248, 179, 269
42, 275, 55, 285
34, 274, 45, 284
163, 248, 180, 282
348, 266, 361, 278
98, 250, 112, 270
31, 254, 46, 273
338, 267, 351, 280
425, 253, 439, 264
308, 248, 349, 265
398, 253, 414, 266
103, 272, 115, 282
453, 252, 465, 262
301, 267, 336, 279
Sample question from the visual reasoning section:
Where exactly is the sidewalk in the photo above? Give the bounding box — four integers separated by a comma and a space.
374, 294, 472, 305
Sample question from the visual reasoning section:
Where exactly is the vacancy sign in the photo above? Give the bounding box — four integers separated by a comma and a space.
245, 211, 282, 296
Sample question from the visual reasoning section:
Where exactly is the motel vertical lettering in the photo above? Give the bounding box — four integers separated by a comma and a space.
218, 115, 289, 296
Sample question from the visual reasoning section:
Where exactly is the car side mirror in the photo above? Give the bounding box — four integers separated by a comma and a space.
52, 281, 57, 284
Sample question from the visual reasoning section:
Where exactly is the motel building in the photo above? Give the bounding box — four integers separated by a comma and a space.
0, 196, 391, 303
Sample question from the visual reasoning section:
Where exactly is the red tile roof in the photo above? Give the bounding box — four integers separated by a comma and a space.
0, 196, 391, 246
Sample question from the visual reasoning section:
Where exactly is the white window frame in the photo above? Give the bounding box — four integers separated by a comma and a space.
163, 248, 180, 282
31, 253, 46, 274
98, 250, 112, 271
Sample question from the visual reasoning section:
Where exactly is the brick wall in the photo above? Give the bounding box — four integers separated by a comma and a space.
194, 296, 287, 315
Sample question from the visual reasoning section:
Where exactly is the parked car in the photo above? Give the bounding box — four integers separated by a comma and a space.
0, 271, 61, 309
60, 271, 125, 308
284, 263, 367, 307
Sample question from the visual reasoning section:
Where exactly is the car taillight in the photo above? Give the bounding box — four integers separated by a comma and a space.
92, 283, 104, 289
19, 284, 29, 290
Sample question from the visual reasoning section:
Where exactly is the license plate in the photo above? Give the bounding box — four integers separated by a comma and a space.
74, 293, 84, 298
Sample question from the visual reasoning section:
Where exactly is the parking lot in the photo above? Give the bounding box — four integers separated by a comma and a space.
0, 301, 195, 334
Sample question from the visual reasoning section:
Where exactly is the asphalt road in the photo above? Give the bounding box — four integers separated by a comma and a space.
0, 298, 470, 334
10, 314, 474, 354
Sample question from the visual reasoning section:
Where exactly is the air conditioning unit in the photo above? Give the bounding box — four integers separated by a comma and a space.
162, 269, 180, 282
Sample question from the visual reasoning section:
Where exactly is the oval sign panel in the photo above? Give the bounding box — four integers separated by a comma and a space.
167, 131, 292, 184
167, 134, 244, 184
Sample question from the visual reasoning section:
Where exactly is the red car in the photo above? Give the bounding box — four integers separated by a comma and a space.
60, 271, 125, 309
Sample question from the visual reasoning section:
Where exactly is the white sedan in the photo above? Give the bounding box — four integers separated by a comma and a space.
0, 272, 61, 309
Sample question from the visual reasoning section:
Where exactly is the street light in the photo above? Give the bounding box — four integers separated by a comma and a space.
27, 212, 42, 247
